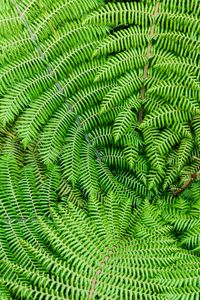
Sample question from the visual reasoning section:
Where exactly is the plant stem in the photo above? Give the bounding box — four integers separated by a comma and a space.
139, 2, 160, 123
88, 249, 113, 300
173, 169, 200, 196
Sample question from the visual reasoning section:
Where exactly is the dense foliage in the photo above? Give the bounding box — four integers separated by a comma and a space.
0, 0, 199, 299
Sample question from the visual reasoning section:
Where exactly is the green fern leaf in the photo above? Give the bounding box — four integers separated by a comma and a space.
62, 125, 84, 186
38, 106, 75, 166
85, 2, 152, 27
113, 109, 137, 142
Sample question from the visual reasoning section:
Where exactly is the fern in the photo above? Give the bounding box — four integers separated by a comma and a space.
1, 188, 200, 299
1, 0, 199, 195
84, 0, 200, 193
0, 0, 200, 298
113, 108, 137, 142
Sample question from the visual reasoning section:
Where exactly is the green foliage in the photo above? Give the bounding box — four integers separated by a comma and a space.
0, 173, 199, 299
0, 0, 200, 298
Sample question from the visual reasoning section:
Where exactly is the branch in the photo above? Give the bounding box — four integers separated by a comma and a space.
173, 169, 200, 196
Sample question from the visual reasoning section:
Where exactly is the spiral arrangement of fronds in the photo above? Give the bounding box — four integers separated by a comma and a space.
0, 0, 200, 299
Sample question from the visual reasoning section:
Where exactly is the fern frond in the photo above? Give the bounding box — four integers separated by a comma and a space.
0, 154, 48, 269
177, 138, 193, 170
103, 192, 122, 240
40, 23, 107, 61
58, 180, 86, 208
0, 136, 23, 165
143, 127, 165, 173
147, 83, 200, 114
123, 146, 140, 170
155, 32, 200, 59
140, 105, 193, 128
80, 142, 100, 197
0, 7, 22, 37
68, 82, 114, 114
61, 57, 106, 94
160, 0, 200, 16
85, 2, 152, 27
163, 166, 179, 191
1, 190, 200, 299
0, 71, 54, 126
171, 123, 192, 139
113, 109, 137, 142
193, 114, 200, 148
94, 26, 148, 56
20, 167, 41, 218
152, 59, 200, 89
61, 125, 84, 186
0, 52, 45, 94
28, 0, 104, 40
97, 159, 141, 205
39, 165, 61, 214
157, 11, 200, 36
0, 1, 200, 298
155, 128, 181, 156
24, 150, 46, 188
80, 105, 120, 132
148, 170, 165, 193
49, 40, 99, 77
38, 106, 75, 166
89, 126, 113, 147
134, 156, 148, 183
115, 170, 149, 198
100, 71, 142, 113
0, 155, 22, 219
17, 86, 64, 147
95, 47, 146, 82
103, 147, 128, 170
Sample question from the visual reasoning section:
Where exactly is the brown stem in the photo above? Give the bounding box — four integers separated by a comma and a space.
173, 169, 200, 196
138, 106, 144, 123
139, 2, 160, 123
88, 249, 113, 300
